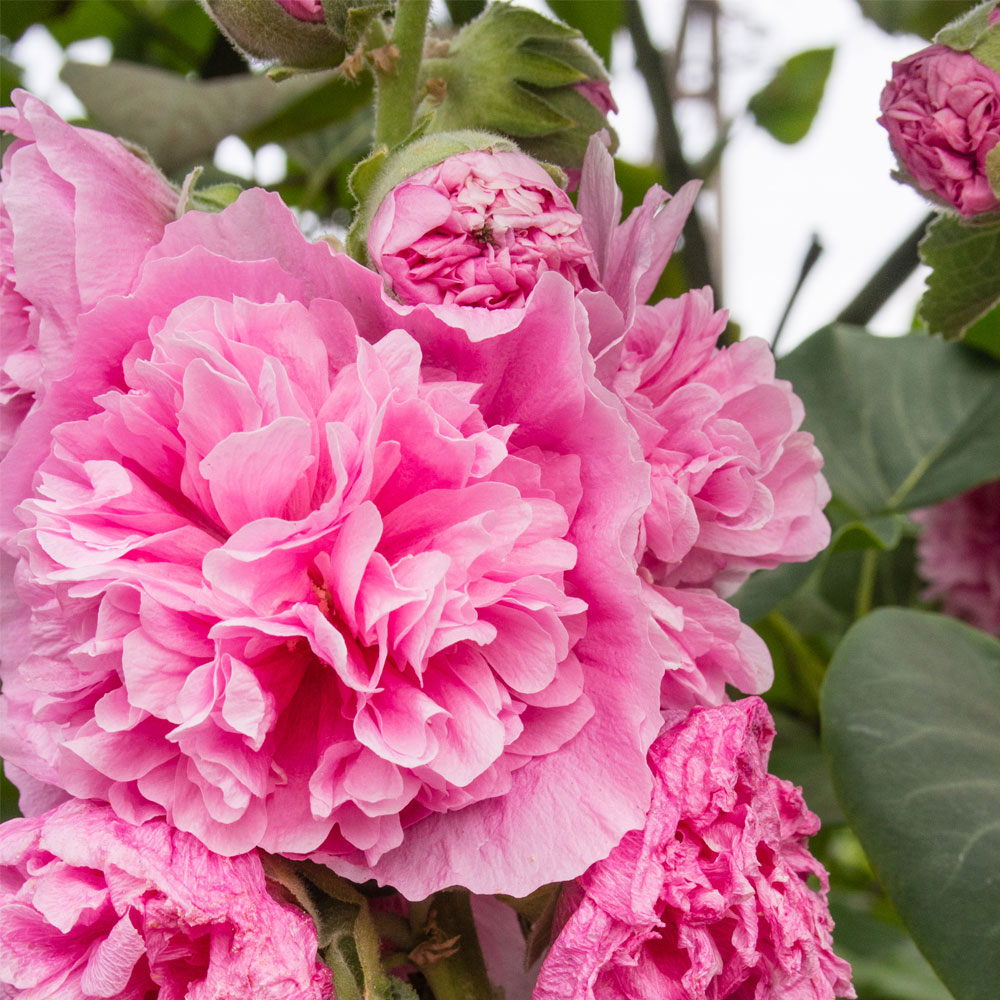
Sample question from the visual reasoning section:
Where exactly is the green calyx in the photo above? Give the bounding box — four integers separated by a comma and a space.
934, 0, 999, 56
345, 128, 518, 263
416, 1, 617, 173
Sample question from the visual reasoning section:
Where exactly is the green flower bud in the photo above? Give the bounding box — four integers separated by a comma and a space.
202, 0, 348, 70
417, 1, 618, 176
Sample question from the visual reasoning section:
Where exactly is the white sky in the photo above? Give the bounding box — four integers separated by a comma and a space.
11, 0, 937, 353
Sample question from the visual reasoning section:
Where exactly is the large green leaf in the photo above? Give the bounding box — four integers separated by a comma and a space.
748, 48, 834, 145
778, 325, 1000, 517
61, 60, 325, 173
857, 0, 980, 40
919, 213, 1000, 341
822, 609, 1000, 1000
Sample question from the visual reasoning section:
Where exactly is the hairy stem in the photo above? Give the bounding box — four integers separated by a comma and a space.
373, 0, 432, 149
409, 890, 494, 1000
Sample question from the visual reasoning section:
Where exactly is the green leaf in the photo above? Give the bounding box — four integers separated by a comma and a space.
985, 139, 1000, 198
856, 0, 972, 40
919, 212, 1000, 340
748, 47, 834, 145
972, 24, 1000, 74
935, 0, 997, 50
729, 557, 819, 625
829, 513, 906, 553
822, 609, 1000, 1000
777, 325, 1000, 516
829, 897, 952, 1000
546, 0, 623, 65
0, 0, 64, 42
61, 60, 326, 173
964, 303, 1000, 359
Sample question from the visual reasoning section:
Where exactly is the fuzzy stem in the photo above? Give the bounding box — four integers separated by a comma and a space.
855, 549, 879, 620
409, 890, 494, 1000
373, 0, 432, 149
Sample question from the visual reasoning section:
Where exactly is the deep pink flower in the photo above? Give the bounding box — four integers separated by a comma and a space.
912, 478, 1000, 637
0, 187, 663, 899
368, 150, 597, 310
0, 799, 332, 999
0, 91, 178, 455
277, 0, 326, 22
878, 43, 1000, 216
533, 698, 855, 1000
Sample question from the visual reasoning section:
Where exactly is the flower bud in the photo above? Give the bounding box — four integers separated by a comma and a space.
201, 0, 347, 69
879, 10, 1000, 216
418, 1, 618, 177
367, 145, 596, 308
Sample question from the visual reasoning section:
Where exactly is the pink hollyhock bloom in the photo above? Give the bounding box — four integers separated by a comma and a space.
642, 574, 772, 709
277, 0, 326, 22
533, 698, 855, 1000
0, 91, 178, 455
368, 150, 597, 310
614, 288, 830, 595
0, 799, 332, 999
912, 478, 1000, 637
878, 43, 1000, 216
1, 187, 663, 899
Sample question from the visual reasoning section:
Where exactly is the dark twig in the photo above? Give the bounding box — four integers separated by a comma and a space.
836, 212, 933, 327
772, 234, 823, 352
626, 0, 716, 296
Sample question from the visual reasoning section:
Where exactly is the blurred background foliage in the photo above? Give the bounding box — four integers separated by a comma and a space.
3, 3, 999, 999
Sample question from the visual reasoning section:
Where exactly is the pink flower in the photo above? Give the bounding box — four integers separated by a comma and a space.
368, 150, 597, 309
533, 698, 855, 1000
613, 288, 830, 595
1, 186, 664, 900
0, 799, 332, 999
878, 43, 1000, 216
277, 0, 326, 22
642, 575, 772, 709
0, 91, 178, 455
912, 478, 1000, 637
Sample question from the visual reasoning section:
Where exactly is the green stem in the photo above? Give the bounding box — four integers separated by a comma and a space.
373, 0, 432, 149
626, 0, 716, 297
855, 548, 879, 620
409, 890, 494, 1000
836, 212, 933, 327
769, 610, 826, 706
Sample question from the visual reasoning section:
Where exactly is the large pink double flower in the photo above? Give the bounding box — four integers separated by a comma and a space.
0, 182, 662, 898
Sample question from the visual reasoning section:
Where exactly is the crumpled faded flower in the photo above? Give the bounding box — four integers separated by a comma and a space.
367, 149, 597, 309
912, 478, 1000, 637
0, 91, 178, 455
0, 183, 663, 900
533, 698, 855, 1000
878, 42, 1000, 216
0, 799, 332, 999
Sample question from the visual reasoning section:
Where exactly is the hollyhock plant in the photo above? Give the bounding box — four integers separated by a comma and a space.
0, 798, 332, 999
0, 91, 178, 455
0, 182, 664, 900
533, 698, 855, 1000
878, 41, 1000, 216
912, 478, 1000, 637
367, 148, 597, 309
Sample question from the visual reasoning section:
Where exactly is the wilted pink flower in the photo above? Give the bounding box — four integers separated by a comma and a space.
277, 0, 325, 22
878, 43, 1000, 216
912, 478, 1000, 637
0, 799, 332, 999
1, 186, 663, 900
534, 698, 855, 1000
0, 91, 178, 455
368, 150, 597, 309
